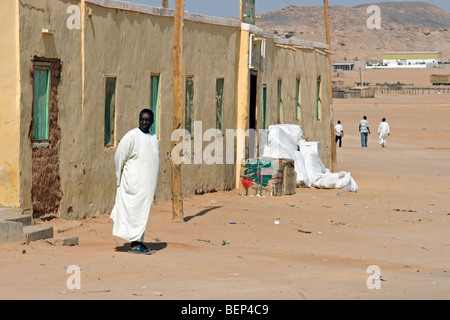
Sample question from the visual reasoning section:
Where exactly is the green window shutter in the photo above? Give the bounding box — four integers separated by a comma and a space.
185, 76, 194, 133
317, 78, 322, 121
150, 75, 160, 135
104, 77, 116, 146
33, 68, 50, 140
215, 78, 224, 132
277, 80, 283, 124
262, 85, 267, 129
296, 78, 301, 121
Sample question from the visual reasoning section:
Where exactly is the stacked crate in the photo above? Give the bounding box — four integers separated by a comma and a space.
238, 158, 296, 197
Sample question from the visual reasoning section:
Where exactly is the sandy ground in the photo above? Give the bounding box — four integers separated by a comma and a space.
0, 94, 449, 301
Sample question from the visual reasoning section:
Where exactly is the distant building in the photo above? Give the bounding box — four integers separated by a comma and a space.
332, 62, 355, 72
367, 52, 443, 69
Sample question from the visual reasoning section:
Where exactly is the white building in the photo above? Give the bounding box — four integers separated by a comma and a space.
367, 52, 442, 69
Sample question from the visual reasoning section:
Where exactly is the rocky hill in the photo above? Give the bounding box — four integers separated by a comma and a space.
256, 2, 450, 63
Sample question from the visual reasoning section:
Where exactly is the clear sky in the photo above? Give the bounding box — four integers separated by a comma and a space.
123, 0, 449, 17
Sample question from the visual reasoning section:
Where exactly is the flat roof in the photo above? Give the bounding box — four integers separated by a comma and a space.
86, 0, 329, 50
332, 62, 355, 65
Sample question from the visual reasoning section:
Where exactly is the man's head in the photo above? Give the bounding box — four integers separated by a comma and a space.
139, 109, 154, 133
382, 118, 386, 122
363, 116, 367, 120
337, 120, 341, 124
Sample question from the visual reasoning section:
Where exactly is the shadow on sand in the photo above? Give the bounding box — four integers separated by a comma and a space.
114, 242, 167, 253
183, 206, 222, 222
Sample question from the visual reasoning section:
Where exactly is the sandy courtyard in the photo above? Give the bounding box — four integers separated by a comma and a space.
0, 93, 449, 301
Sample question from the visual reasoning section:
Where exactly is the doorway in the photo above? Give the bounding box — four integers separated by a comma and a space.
30, 58, 63, 219
248, 70, 258, 158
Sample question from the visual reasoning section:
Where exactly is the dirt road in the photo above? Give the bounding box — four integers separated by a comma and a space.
0, 94, 448, 301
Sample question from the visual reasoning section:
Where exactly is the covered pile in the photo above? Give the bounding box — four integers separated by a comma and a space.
260, 124, 358, 192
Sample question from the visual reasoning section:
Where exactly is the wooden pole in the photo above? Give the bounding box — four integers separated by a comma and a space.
239, 0, 244, 23
359, 67, 364, 87
161, 0, 168, 9
171, 0, 184, 223
324, 0, 337, 171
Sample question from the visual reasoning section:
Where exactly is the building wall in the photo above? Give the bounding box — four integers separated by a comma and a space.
382, 52, 442, 68
235, 25, 332, 180
80, 2, 178, 219
257, 37, 332, 168
384, 59, 438, 68
18, 0, 83, 218
0, 0, 21, 208
12, 0, 331, 219
82, 2, 241, 216
383, 52, 442, 61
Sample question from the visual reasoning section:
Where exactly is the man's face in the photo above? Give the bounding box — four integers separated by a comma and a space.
139, 112, 153, 133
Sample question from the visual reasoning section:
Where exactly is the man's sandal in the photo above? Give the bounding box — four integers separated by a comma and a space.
128, 244, 155, 255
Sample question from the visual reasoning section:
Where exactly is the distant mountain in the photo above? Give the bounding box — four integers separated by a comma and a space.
256, 2, 450, 62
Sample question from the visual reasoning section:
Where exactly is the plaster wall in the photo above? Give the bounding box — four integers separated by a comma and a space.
82, 3, 240, 219
0, 0, 20, 207
0, 1, 20, 207
264, 45, 332, 168
18, 0, 84, 217
244, 33, 332, 168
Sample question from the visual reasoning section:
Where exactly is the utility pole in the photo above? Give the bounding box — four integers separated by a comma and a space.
359, 67, 364, 87
161, 0, 168, 8
324, 0, 337, 172
171, 0, 184, 223
240, 0, 243, 23
240, 0, 255, 25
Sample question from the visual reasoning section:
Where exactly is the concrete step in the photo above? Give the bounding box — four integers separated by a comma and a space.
44, 236, 79, 246
0, 207, 53, 244
0, 211, 32, 227
23, 225, 53, 244
0, 221, 25, 243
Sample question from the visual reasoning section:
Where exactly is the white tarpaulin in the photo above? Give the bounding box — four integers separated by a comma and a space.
261, 124, 358, 192
262, 125, 311, 187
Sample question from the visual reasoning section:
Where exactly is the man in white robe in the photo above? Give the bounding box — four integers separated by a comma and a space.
110, 109, 159, 254
378, 118, 390, 147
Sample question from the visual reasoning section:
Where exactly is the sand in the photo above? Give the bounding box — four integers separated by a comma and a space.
0, 92, 449, 301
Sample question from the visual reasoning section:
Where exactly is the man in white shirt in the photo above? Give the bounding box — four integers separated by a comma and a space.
378, 118, 390, 147
334, 120, 344, 148
359, 115, 371, 147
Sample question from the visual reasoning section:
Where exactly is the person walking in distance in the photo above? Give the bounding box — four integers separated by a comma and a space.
334, 120, 344, 148
378, 117, 390, 147
359, 115, 371, 147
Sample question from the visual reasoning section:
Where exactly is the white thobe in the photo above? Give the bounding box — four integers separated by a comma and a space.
110, 128, 159, 242
378, 122, 390, 146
